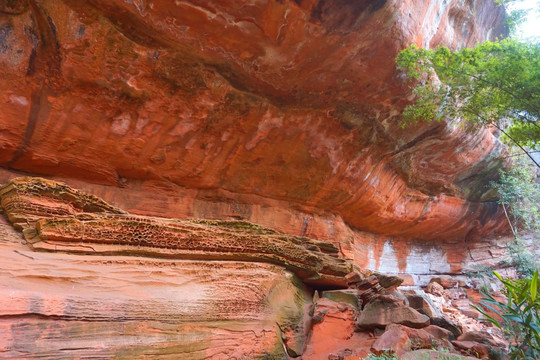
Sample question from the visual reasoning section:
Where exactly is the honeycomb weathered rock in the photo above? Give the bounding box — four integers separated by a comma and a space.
0, 177, 351, 287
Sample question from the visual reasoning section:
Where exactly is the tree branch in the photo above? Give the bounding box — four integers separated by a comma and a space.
504, 150, 540, 158
490, 122, 540, 169
462, 108, 540, 169
502, 203, 518, 238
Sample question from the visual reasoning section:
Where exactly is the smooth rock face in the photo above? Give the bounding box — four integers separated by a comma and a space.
0, 0, 509, 246
371, 324, 411, 357
303, 298, 374, 360
372, 323, 451, 356
321, 289, 361, 309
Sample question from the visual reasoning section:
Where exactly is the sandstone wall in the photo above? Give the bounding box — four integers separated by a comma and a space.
0, 2, 520, 357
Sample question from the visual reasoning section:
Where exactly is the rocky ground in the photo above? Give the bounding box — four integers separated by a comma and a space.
304, 273, 509, 360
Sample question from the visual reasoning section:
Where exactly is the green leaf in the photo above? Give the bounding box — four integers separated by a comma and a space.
531, 271, 538, 301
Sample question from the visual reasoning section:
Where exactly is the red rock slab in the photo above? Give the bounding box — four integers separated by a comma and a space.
357, 295, 431, 329
1, 177, 352, 287
423, 325, 455, 342
31, 214, 351, 286
457, 331, 499, 348
452, 340, 491, 359
371, 324, 411, 357
0, 176, 125, 231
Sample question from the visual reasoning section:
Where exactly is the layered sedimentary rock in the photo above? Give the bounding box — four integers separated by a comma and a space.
0, 177, 516, 358
0, 178, 324, 358
0, 213, 311, 358
0, 0, 509, 245
1, 177, 351, 287
0, 176, 125, 230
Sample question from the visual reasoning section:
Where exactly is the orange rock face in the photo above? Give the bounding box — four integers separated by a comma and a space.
0, 1, 517, 358
0, 215, 311, 358
0, 0, 508, 246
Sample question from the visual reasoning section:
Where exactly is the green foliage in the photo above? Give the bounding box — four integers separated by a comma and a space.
473, 271, 540, 359
407, 338, 443, 352
507, 237, 540, 278
363, 352, 398, 360
465, 265, 497, 293
491, 157, 539, 277
396, 38, 540, 157
493, 159, 540, 234
494, 0, 531, 36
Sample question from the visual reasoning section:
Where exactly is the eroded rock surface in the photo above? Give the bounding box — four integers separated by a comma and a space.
357, 294, 431, 329
1, 177, 351, 287
0, 178, 324, 358
0, 0, 520, 358
0, 214, 310, 359
0, 178, 512, 358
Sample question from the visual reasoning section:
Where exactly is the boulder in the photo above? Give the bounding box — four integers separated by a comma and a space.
348, 275, 386, 306
405, 289, 462, 338
357, 295, 430, 329
303, 298, 376, 360
423, 325, 455, 342
388, 324, 445, 350
406, 292, 439, 318
457, 331, 499, 348
431, 276, 459, 289
373, 272, 404, 289
371, 325, 411, 357
384, 291, 410, 306
452, 340, 491, 359
426, 282, 446, 297
430, 316, 463, 339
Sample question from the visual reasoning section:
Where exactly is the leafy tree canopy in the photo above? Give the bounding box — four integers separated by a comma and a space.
396, 38, 540, 167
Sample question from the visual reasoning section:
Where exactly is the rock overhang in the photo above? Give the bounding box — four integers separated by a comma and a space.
0, 0, 509, 241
